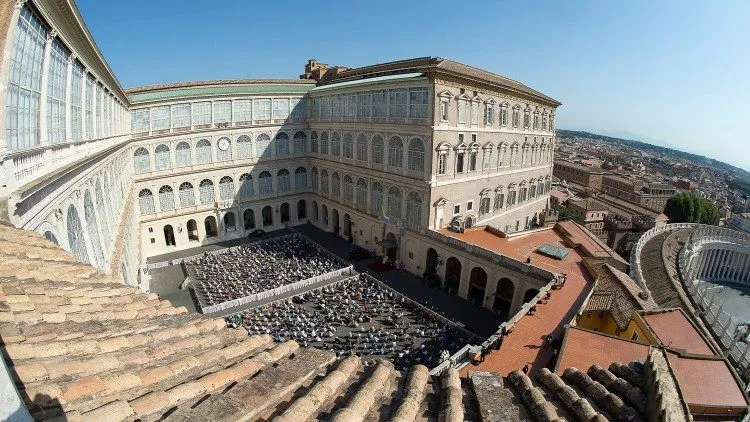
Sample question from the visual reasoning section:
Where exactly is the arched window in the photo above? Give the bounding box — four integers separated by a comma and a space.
84, 191, 104, 267
320, 131, 329, 155
262, 205, 273, 226
387, 186, 402, 217
277, 169, 291, 192
216, 137, 232, 162
311, 167, 319, 189
310, 131, 318, 153
295, 166, 307, 188
67, 204, 89, 264
223, 212, 236, 230
133, 147, 150, 174
407, 137, 425, 172
406, 191, 423, 227
195, 139, 212, 164
256, 133, 271, 157
331, 132, 341, 156
158, 185, 175, 211
275, 132, 289, 156
331, 172, 341, 197
320, 169, 329, 193
187, 219, 199, 241
356, 133, 367, 161
154, 144, 171, 171
293, 131, 307, 154
371, 182, 383, 214
175, 141, 191, 167
204, 216, 218, 237
259, 171, 272, 194
388, 136, 403, 167
139, 188, 155, 214
199, 179, 215, 204
164, 225, 176, 246
236, 134, 252, 159
179, 182, 195, 207
356, 178, 368, 206
219, 176, 234, 200
342, 132, 354, 159
239, 173, 254, 197
343, 175, 353, 202
371, 134, 384, 164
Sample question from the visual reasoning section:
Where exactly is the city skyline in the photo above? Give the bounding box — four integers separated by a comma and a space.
77, 0, 749, 171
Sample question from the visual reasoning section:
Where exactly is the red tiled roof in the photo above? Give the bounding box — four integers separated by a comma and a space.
555, 327, 650, 374
667, 352, 749, 410
643, 309, 714, 356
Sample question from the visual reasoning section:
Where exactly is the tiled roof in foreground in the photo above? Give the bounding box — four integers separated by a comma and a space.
0, 222, 725, 421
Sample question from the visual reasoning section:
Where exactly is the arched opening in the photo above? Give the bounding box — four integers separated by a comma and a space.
445, 257, 461, 293
243, 209, 255, 230
321, 204, 329, 226
164, 225, 176, 246
332, 208, 340, 234
223, 212, 236, 232
385, 232, 398, 261
493, 278, 515, 319
312, 200, 319, 220
43, 231, 59, 246
297, 200, 306, 220
187, 219, 199, 241
468, 267, 488, 304
343, 213, 352, 241
425, 247, 439, 278
523, 288, 540, 304
262, 205, 273, 227
280, 202, 290, 223
465, 216, 474, 228
204, 216, 218, 238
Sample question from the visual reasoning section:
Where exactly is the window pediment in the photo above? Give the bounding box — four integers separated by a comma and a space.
434, 197, 449, 206
457, 93, 472, 101
484, 98, 496, 105
471, 95, 482, 103
483, 141, 494, 150
438, 90, 454, 99
454, 142, 468, 151
480, 188, 491, 196
436, 142, 452, 152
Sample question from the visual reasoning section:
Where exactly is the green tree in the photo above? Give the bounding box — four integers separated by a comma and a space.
552, 204, 585, 225
663, 192, 719, 225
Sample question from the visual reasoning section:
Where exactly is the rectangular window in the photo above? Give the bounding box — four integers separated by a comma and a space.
467, 201, 473, 211
131, 108, 150, 134
253, 98, 271, 121
389, 89, 407, 118
331, 94, 342, 118
458, 101, 466, 123
483, 150, 491, 170
454, 204, 460, 215
214, 100, 232, 124
469, 151, 477, 171
85, 75, 94, 138
70, 61, 83, 141
291, 98, 306, 120
373, 91, 387, 118
440, 101, 449, 121
438, 153, 446, 174
5, 5, 46, 150
312, 98, 321, 118
470, 102, 478, 125
485, 105, 494, 125
192, 101, 212, 126
456, 152, 465, 173
150, 105, 170, 131
408, 87, 428, 118
357, 93, 372, 118
344, 94, 356, 118
501, 107, 508, 126
171, 103, 191, 128
321, 96, 331, 118
233, 99, 252, 123
272, 98, 289, 120
47, 39, 68, 144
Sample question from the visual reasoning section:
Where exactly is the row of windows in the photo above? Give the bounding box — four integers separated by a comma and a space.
310, 87, 429, 120
439, 92, 554, 133
6, 4, 127, 150
131, 98, 307, 134
132, 130, 428, 174
436, 139, 554, 174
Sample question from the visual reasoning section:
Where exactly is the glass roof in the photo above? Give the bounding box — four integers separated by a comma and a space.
128, 83, 315, 104
536, 244, 569, 260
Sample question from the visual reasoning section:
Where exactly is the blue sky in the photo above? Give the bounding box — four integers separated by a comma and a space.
77, 0, 749, 170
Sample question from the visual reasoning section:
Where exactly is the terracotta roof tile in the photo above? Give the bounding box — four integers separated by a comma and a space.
643, 309, 715, 355
555, 327, 650, 375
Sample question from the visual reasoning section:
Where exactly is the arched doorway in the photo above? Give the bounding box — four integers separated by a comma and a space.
321, 204, 329, 226
243, 209, 255, 230
385, 232, 398, 261
262, 206, 273, 227
465, 216, 474, 228
445, 257, 461, 293
164, 225, 176, 246
297, 200, 306, 220
523, 288, 540, 303
332, 208, 340, 234
425, 248, 439, 281
280, 202, 290, 223
311, 200, 318, 220
223, 212, 236, 232
187, 219, 199, 241
468, 267, 487, 304
493, 278, 515, 318
343, 213, 352, 239
204, 216, 218, 238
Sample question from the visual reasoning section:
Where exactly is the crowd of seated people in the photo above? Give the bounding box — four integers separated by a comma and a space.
187, 234, 347, 306
226, 275, 474, 370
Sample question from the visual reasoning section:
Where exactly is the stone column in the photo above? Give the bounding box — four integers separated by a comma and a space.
91, 81, 98, 139
38, 30, 56, 146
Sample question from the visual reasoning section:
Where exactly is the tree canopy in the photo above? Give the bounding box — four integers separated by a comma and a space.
663, 192, 719, 225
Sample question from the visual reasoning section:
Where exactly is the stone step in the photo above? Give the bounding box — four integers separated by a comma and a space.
158, 345, 335, 422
